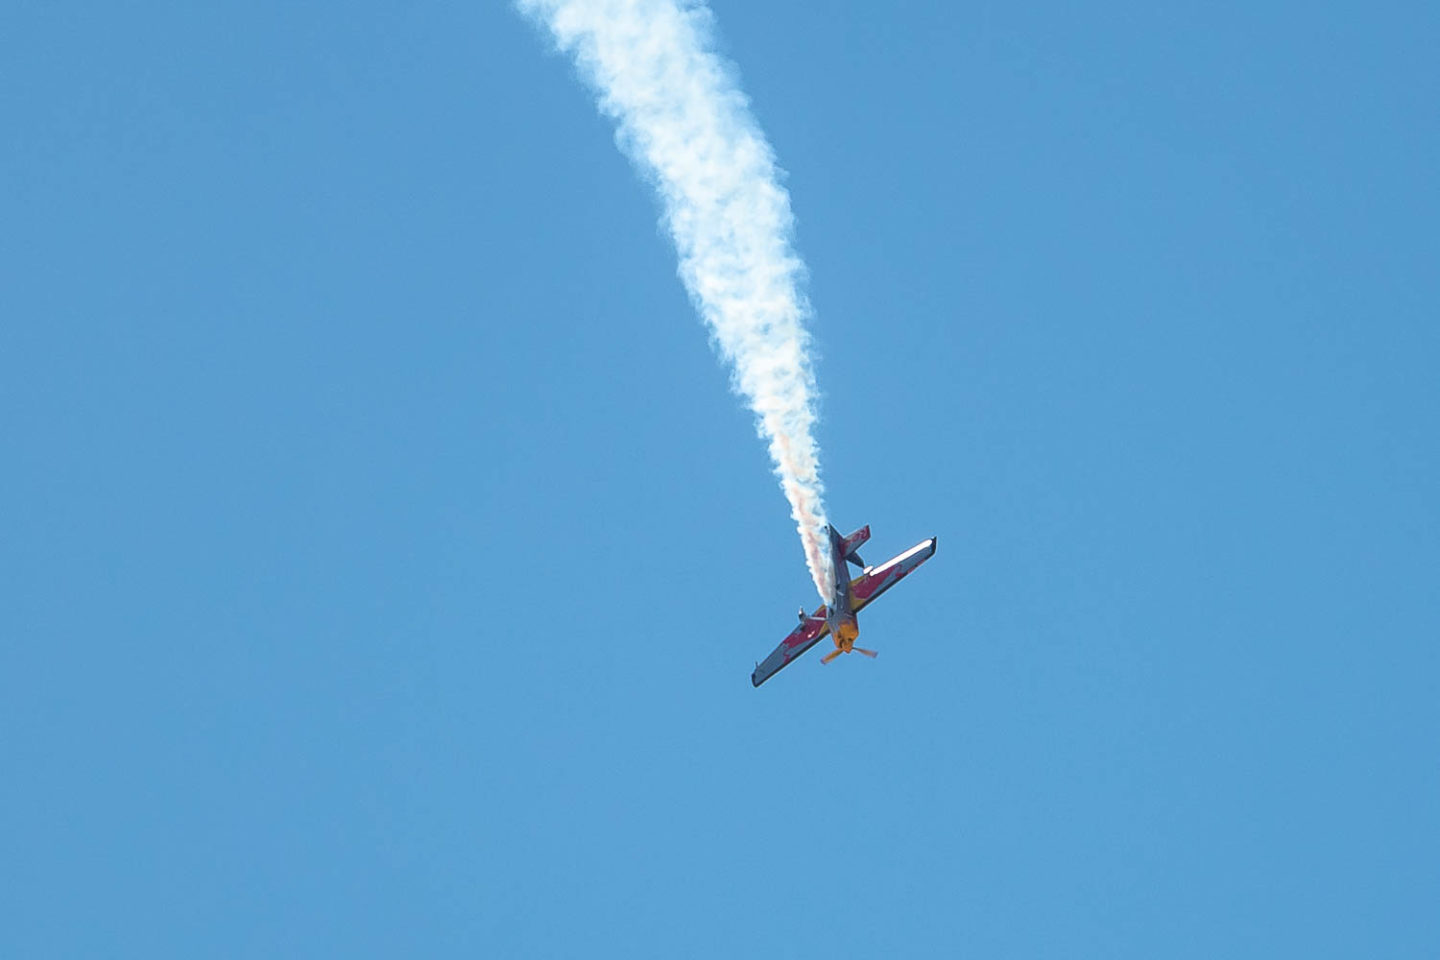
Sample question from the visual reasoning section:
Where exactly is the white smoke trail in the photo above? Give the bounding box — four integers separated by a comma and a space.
519, 0, 835, 602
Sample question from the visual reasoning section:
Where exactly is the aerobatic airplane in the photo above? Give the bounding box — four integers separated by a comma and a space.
751, 524, 937, 687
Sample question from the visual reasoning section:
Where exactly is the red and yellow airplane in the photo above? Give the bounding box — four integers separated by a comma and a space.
751, 524, 937, 687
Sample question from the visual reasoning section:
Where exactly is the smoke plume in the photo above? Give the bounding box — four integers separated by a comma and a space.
519, 0, 835, 602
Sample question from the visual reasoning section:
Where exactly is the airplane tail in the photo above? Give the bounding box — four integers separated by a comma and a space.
829, 523, 871, 569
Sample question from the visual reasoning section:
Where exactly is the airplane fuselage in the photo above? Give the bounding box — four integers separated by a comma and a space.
825, 525, 861, 651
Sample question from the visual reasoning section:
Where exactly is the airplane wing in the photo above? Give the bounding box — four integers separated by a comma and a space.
751, 608, 830, 687
850, 536, 937, 613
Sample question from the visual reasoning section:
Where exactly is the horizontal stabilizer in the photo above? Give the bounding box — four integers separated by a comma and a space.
837, 525, 871, 568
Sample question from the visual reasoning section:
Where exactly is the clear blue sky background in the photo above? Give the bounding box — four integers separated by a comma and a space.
4, 1, 1437, 956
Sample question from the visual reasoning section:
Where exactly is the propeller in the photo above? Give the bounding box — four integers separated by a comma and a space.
820, 646, 878, 664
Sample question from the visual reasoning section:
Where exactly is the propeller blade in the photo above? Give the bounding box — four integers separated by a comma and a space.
854, 647, 878, 658
819, 648, 843, 665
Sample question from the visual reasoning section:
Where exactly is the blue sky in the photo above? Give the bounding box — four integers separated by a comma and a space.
4, 1, 1437, 956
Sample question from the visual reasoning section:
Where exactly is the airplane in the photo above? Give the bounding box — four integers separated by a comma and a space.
751, 524, 937, 687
